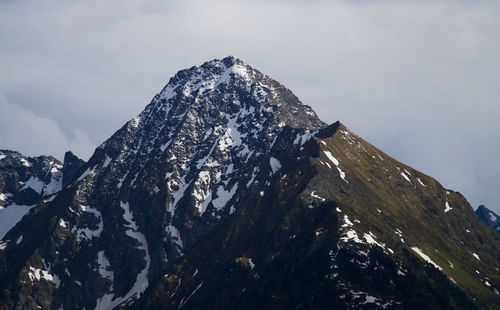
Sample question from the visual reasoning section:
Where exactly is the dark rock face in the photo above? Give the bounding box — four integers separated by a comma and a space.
476, 205, 500, 233
62, 151, 85, 188
0, 57, 499, 310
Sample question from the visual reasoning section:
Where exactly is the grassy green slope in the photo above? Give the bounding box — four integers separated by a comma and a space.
309, 123, 500, 308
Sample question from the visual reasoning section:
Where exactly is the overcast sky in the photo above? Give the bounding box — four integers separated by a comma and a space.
1, 0, 499, 213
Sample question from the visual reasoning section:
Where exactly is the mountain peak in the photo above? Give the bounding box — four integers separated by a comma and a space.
149, 56, 325, 131
219, 55, 247, 69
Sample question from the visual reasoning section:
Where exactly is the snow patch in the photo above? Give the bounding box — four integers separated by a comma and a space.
20, 158, 31, 167
0, 193, 8, 202
193, 171, 213, 215
168, 176, 192, 214
293, 131, 316, 145
400, 172, 411, 183
77, 167, 96, 182
444, 201, 452, 213
310, 191, 326, 202
97, 250, 114, 280
411, 247, 442, 270
323, 151, 348, 183
58, 219, 68, 228
269, 157, 281, 174
28, 265, 60, 288
102, 156, 112, 168
248, 258, 255, 270
20, 176, 45, 194
489, 212, 497, 222
363, 232, 386, 250
340, 229, 364, 243
212, 184, 238, 211
341, 215, 354, 228
43, 163, 63, 195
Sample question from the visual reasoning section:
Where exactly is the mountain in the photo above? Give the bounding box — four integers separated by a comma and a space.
0, 150, 68, 241
0, 56, 499, 309
476, 205, 500, 233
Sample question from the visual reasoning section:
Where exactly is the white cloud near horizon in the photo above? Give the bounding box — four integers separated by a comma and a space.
1, 0, 499, 213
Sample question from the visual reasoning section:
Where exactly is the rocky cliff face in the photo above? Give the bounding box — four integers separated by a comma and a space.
61, 151, 85, 189
0, 57, 499, 310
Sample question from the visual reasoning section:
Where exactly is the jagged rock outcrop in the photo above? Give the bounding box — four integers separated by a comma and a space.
62, 151, 85, 188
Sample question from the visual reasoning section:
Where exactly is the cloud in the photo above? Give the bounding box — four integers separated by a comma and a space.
0, 0, 499, 212
0, 93, 94, 161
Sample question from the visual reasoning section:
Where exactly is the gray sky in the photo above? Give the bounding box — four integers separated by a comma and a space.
1, 0, 499, 213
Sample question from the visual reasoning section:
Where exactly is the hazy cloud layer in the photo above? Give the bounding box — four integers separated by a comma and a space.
1, 0, 499, 212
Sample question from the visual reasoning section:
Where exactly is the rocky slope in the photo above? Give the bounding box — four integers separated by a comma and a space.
0, 57, 499, 309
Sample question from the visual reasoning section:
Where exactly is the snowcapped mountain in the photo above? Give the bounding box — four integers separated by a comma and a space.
0, 57, 499, 309
476, 205, 500, 233
0, 56, 325, 309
